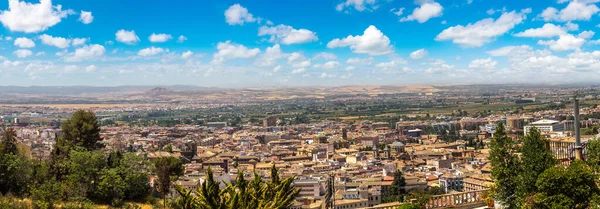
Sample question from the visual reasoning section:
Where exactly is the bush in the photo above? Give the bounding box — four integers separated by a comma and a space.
398, 203, 421, 209
0, 195, 30, 209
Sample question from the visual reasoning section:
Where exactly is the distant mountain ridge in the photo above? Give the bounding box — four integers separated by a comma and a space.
0, 85, 223, 95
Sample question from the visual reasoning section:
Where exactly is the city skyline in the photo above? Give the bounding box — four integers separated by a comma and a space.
1, 0, 600, 87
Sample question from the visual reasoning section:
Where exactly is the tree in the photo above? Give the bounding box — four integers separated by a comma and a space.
527, 160, 600, 209
57, 110, 103, 152
119, 153, 152, 200
176, 167, 299, 209
64, 149, 107, 199
489, 123, 520, 209
154, 156, 184, 207
517, 127, 556, 203
96, 168, 126, 206
1, 127, 18, 155
586, 138, 600, 172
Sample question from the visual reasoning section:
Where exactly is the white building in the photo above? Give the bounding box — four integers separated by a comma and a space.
524, 119, 564, 135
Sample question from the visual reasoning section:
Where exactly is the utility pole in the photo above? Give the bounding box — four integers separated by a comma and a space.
574, 94, 583, 160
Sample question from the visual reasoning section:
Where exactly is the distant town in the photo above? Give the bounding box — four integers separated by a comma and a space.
2, 84, 600, 208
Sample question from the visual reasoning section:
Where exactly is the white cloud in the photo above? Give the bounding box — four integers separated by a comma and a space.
410, 49, 428, 60
256, 44, 287, 66
468, 57, 497, 70
212, 41, 260, 64
5, 36, 13, 41
400, 1, 443, 23
346, 57, 374, 65
0, 0, 72, 33
78, 11, 93, 24
177, 35, 187, 43
138, 47, 165, 57
436, 9, 530, 47
85, 65, 96, 72
591, 39, 600, 44
13, 49, 32, 58
539, 1, 599, 22
336, 0, 379, 12
65, 44, 105, 61
345, 66, 356, 71
327, 25, 393, 55
38, 34, 68, 48
390, 7, 405, 16
320, 72, 336, 78
565, 22, 579, 31
71, 38, 87, 46
287, 52, 311, 68
538, 31, 594, 51
115, 29, 140, 45
181, 51, 194, 59
149, 33, 172, 43
273, 65, 282, 72
487, 45, 533, 56
224, 4, 256, 25
312, 52, 337, 60
35, 51, 44, 56
514, 23, 566, 38
291, 68, 305, 74
258, 24, 318, 45
3, 60, 21, 67
14, 37, 35, 48
314, 61, 340, 70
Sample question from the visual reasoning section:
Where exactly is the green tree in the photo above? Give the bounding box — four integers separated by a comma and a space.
517, 127, 556, 203
489, 123, 520, 209
586, 138, 600, 172
154, 156, 184, 207
527, 160, 600, 209
1, 127, 18, 155
119, 153, 152, 200
96, 168, 126, 205
64, 149, 107, 199
57, 110, 103, 152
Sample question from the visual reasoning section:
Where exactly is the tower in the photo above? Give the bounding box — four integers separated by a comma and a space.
574, 94, 583, 160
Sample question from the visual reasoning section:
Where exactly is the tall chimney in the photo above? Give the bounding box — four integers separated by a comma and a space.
574, 94, 583, 160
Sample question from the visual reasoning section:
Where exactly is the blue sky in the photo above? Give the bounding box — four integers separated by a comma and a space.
0, 0, 599, 87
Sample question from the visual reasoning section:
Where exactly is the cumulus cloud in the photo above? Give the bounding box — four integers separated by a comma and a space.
314, 61, 340, 70
538, 31, 594, 51
138, 47, 165, 57
468, 58, 497, 70
410, 49, 428, 60
255, 44, 288, 66
0, 0, 73, 33
390, 7, 405, 16
85, 65, 96, 72
514, 23, 567, 38
181, 51, 194, 59
400, 1, 443, 23
14, 37, 35, 48
149, 33, 172, 43
64, 44, 105, 62
313, 52, 337, 61
177, 35, 188, 43
258, 24, 318, 45
436, 9, 530, 47
13, 49, 32, 58
115, 29, 140, 45
336, 0, 379, 12
38, 34, 69, 48
225, 4, 256, 25
71, 38, 88, 46
287, 52, 311, 68
327, 25, 393, 55
212, 41, 260, 64
487, 45, 533, 56
78, 11, 93, 24
539, 1, 599, 22
291, 68, 305, 74
346, 57, 374, 65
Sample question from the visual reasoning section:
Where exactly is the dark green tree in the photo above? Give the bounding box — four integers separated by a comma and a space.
517, 127, 556, 203
154, 156, 184, 207
526, 160, 600, 209
1, 127, 18, 155
119, 153, 152, 200
57, 110, 103, 152
586, 138, 600, 172
96, 168, 126, 205
489, 123, 520, 209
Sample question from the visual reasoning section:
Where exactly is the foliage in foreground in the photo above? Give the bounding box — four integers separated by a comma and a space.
173, 165, 300, 209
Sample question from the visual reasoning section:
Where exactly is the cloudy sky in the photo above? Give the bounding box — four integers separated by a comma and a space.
0, 0, 599, 87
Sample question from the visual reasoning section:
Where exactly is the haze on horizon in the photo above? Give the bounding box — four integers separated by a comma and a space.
1, 0, 600, 88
